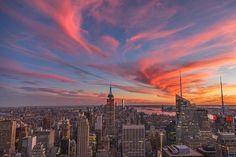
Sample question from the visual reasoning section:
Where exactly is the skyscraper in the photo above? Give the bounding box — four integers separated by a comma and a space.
175, 73, 200, 145
60, 118, 71, 139
16, 122, 29, 153
70, 140, 77, 157
176, 72, 190, 131
122, 125, 145, 157
175, 95, 191, 144
95, 115, 103, 131
77, 113, 90, 157
103, 85, 115, 136
0, 120, 16, 157
34, 129, 55, 153
193, 109, 210, 131
42, 116, 52, 130
60, 138, 70, 156
122, 99, 125, 109
95, 114, 103, 146
21, 136, 37, 157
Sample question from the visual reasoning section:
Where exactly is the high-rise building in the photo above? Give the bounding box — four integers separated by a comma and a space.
16, 122, 29, 152
175, 74, 191, 144
77, 113, 90, 157
70, 140, 76, 157
95, 115, 103, 131
0, 120, 16, 157
176, 95, 192, 144
194, 109, 210, 131
32, 143, 46, 157
21, 136, 37, 157
103, 85, 115, 136
122, 125, 145, 157
61, 119, 71, 139
60, 138, 70, 156
34, 129, 55, 153
122, 99, 125, 109
95, 114, 103, 147
176, 74, 201, 145
157, 130, 166, 157
42, 116, 52, 130
216, 132, 236, 157
165, 121, 176, 145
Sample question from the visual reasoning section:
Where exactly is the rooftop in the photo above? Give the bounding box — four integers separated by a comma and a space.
123, 125, 145, 129
163, 145, 203, 157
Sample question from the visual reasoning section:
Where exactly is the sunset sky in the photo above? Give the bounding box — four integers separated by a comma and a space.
1, 0, 236, 106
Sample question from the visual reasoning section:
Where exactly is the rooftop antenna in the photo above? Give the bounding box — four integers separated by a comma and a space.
220, 76, 225, 115
180, 71, 182, 97
108, 82, 113, 97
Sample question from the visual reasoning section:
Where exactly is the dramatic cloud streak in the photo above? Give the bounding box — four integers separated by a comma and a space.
0, 59, 76, 83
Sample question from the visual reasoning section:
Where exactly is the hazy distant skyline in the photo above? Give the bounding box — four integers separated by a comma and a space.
1, 0, 236, 106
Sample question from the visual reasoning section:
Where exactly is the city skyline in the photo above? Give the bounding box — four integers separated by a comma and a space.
1, 0, 236, 106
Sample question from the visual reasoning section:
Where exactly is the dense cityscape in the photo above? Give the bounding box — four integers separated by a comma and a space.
1, 0, 236, 157
1, 79, 236, 157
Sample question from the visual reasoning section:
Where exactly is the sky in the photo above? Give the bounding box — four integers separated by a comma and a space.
1, 0, 236, 106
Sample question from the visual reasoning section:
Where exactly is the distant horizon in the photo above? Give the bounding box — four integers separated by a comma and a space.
1, 0, 236, 106
1, 103, 236, 108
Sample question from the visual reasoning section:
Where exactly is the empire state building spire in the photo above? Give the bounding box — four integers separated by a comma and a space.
108, 84, 113, 97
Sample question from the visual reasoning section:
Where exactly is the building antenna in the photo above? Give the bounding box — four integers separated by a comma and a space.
108, 81, 113, 96
220, 76, 225, 115
180, 71, 182, 97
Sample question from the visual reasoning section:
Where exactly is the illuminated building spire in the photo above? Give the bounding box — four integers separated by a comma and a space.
220, 76, 225, 115
108, 84, 113, 97
180, 71, 182, 97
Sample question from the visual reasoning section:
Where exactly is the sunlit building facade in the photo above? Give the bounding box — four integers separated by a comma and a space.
34, 129, 55, 153
0, 120, 16, 157
77, 114, 90, 157
103, 86, 115, 136
122, 125, 145, 157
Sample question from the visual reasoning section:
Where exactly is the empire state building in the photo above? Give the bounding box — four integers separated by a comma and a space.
103, 85, 115, 136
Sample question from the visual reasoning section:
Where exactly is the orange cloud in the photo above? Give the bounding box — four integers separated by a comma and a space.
21, 0, 106, 56
137, 50, 236, 91
185, 84, 236, 105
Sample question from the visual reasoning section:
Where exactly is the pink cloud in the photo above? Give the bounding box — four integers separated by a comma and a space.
127, 24, 192, 43
91, 0, 177, 28
1, 0, 106, 57
0, 59, 76, 83
101, 35, 119, 49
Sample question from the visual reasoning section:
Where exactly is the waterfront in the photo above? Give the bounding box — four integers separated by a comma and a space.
135, 107, 176, 116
